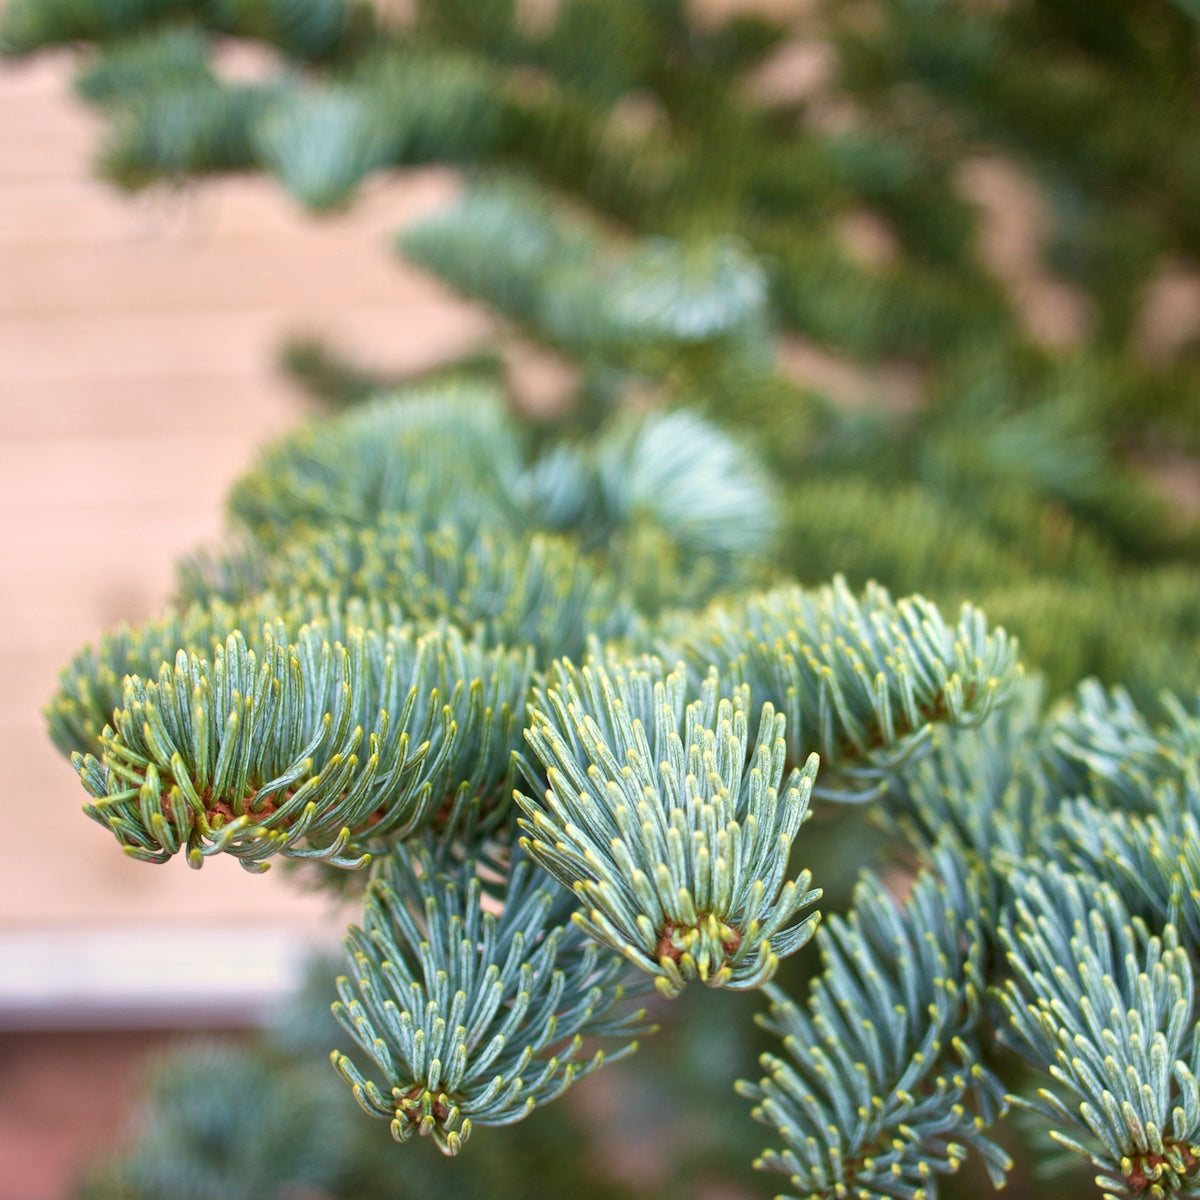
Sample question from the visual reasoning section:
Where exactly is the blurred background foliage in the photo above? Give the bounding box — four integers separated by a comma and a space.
5, 0, 1199, 705
5, 0, 1199, 1197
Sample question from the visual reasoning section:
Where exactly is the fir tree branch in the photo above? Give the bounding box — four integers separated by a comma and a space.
47, 592, 419, 761
589, 407, 778, 563
178, 516, 641, 667
227, 383, 529, 550
227, 385, 779, 619
1055, 799, 1200, 955
331, 841, 649, 1155
605, 235, 768, 350
220, 0, 354, 61
81, 1042, 357, 1200
73, 24, 214, 106
879, 676, 1049, 863
400, 182, 773, 368
738, 848, 1010, 1199
656, 577, 1023, 799
0, 0, 194, 55
1045, 680, 1200, 813
515, 406, 779, 612
72, 618, 532, 870
48, 592, 314, 761
252, 84, 399, 211
99, 80, 274, 188
517, 659, 821, 998
348, 45, 501, 164
398, 179, 611, 355
0, 0, 358, 59
999, 863, 1200, 1199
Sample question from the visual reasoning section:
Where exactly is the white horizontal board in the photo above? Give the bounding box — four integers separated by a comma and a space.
0, 925, 342, 1029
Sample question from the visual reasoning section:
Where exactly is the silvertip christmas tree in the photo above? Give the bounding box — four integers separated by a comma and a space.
12, 1, 1200, 1197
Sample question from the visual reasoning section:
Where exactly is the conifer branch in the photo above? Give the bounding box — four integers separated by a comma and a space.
227, 383, 529, 549
178, 516, 641, 667
0, 0, 357, 59
48, 592, 309, 762
100, 80, 273, 188
590, 407, 778, 563
349, 46, 501, 164
738, 849, 1010, 1199
519, 406, 779, 612
72, 619, 531, 870
0, 0, 191, 55
80, 1042, 357, 1200
1055, 799, 1200, 956
999, 864, 1200, 1199
1046, 680, 1200, 813
400, 182, 771, 364
517, 659, 821, 998
226, 386, 776, 617
398, 181, 606, 354
657, 577, 1023, 799
331, 842, 649, 1155
48, 592, 411, 761
73, 25, 214, 106
14, 1, 1200, 1192
605, 236, 768, 349
252, 85, 397, 211
880, 678, 1049, 862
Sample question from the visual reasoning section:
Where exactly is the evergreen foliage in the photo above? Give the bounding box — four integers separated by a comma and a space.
70, 616, 531, 869
218, 381, 773, 613
43, 370, 1200, 1198
519, 661, 822, 996
332, 842, 648, 1153
79, 1041, 358, 1200
999, 867, 1200, 1200
657, 578, 1021, 797
13, 1, 1200, 1198
739, 849, 1010, 1199
178, 515, 641, 665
